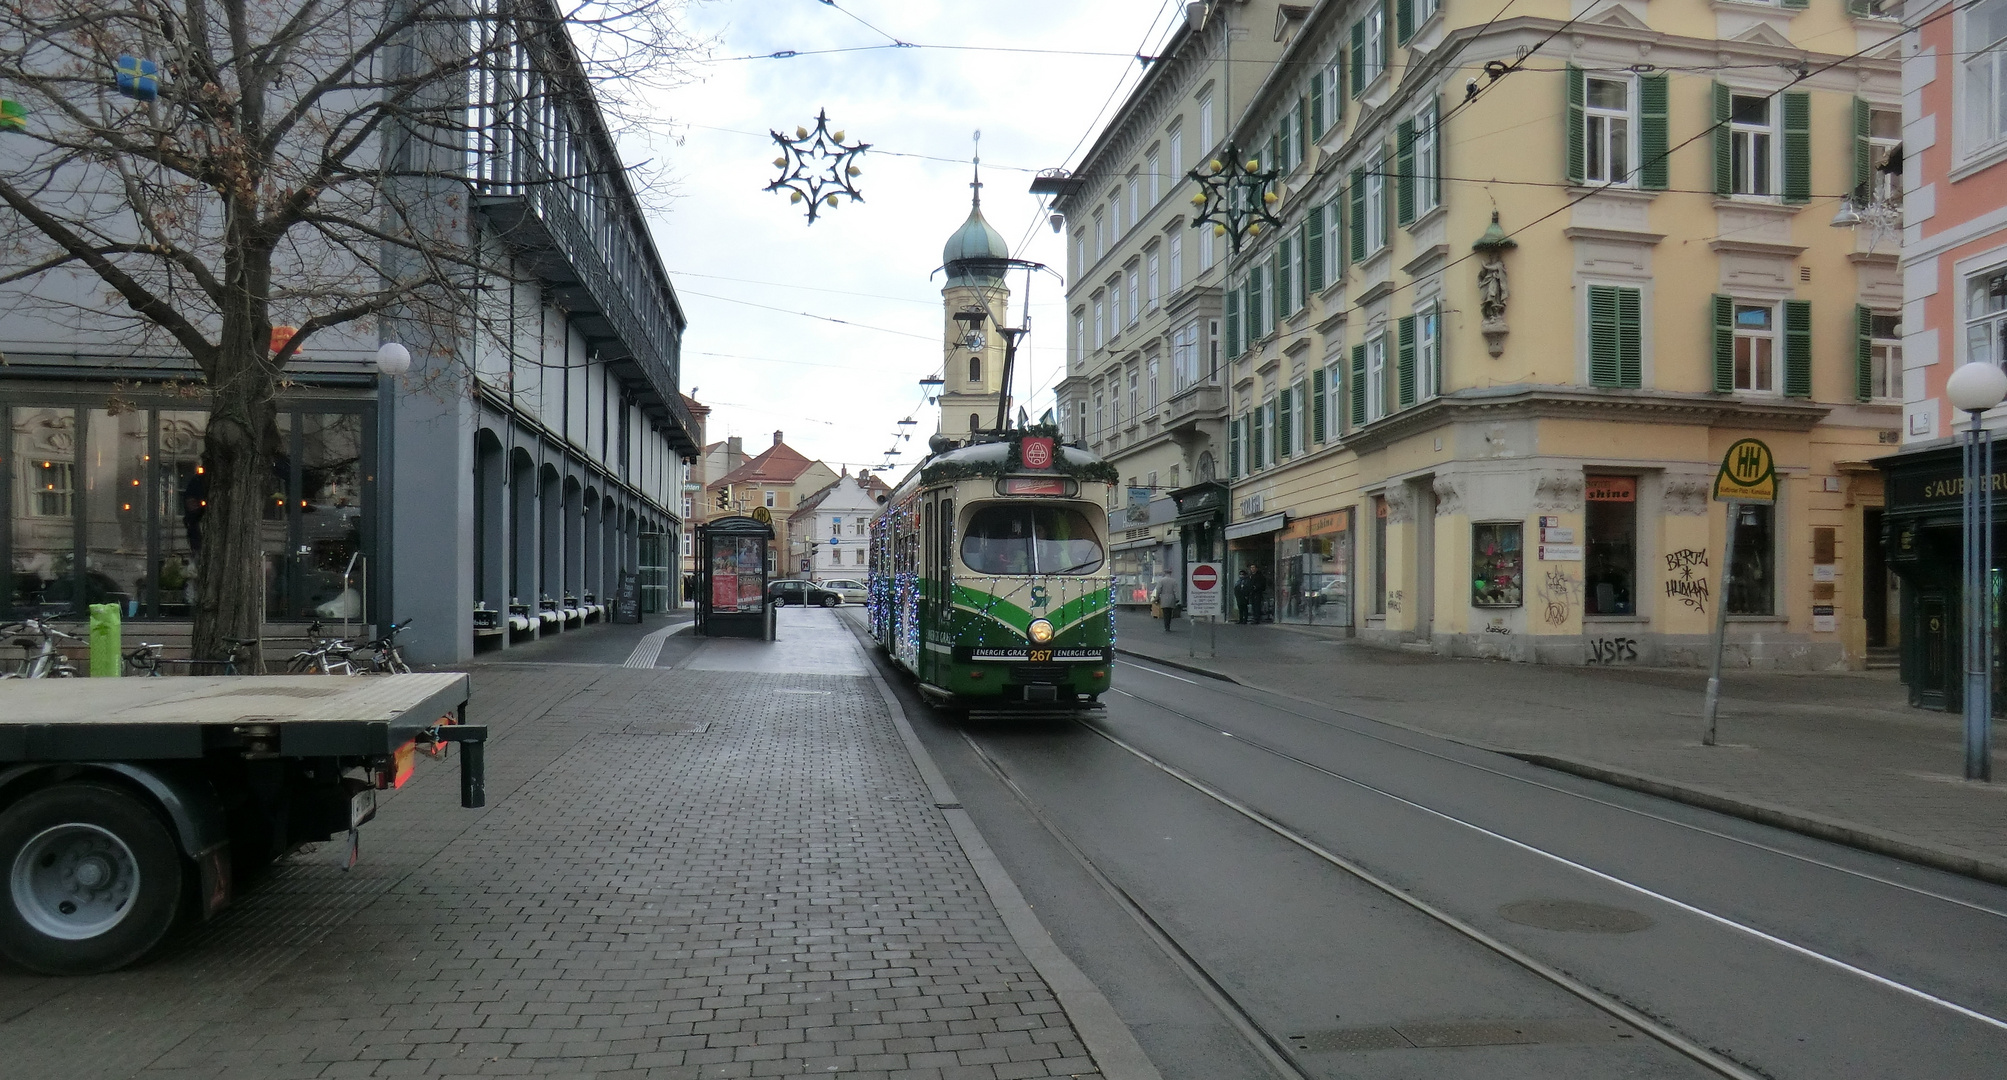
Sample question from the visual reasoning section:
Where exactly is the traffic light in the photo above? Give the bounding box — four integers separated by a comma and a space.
715, 489, 729, 509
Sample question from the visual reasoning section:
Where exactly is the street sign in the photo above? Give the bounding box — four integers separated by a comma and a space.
750, 506, 773, 525
1713, 438, 1777, 502
1186, 562, 1222, 618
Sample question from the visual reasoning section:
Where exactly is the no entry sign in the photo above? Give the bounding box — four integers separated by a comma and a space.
1186, 562, 1222, 618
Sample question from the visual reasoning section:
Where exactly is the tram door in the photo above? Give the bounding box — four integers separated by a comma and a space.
934, 495, 955, 628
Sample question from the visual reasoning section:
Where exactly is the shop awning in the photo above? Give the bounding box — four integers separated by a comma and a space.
1109, 536, 1162, 553
1225, 512, 1288, 541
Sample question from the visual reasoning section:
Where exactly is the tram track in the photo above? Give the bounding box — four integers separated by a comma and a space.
1114, 657, 2007, 922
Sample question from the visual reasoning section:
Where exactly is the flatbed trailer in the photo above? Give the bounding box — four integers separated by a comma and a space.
0, 674, 483, 974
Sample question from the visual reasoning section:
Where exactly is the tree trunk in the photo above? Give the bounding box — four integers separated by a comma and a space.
190, 381, 278, 663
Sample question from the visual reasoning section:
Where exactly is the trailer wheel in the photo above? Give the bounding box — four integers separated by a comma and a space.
0, 783, 184, 975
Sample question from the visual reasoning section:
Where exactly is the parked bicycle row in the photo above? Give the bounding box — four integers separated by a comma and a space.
2, 618, 413, 678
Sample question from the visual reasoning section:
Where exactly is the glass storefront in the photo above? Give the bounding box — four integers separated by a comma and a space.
6, 402, 372, 620
1111, 545, 1157, 607
1471, 522, 1524, 608
1275, 510, 1354, 626
1584, 476, 1637, 615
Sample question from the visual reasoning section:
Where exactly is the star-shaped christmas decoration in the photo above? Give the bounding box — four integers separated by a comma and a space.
765, 109, 869, 225
1187, 142, 1284, 255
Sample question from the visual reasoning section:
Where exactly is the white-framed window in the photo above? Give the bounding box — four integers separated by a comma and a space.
1200, 92, 1214, 153
1094, 211, 1105, 259
1367, 333, 1388, 420
1074, 398, 1087, 442
1169, 125, 1183, 176
1148, 357, 1160, 407
1147, 252, 1160, 309
1109, 278, 1123, 332
1208, 319, 1220, 377
1128, 367, 1140, 417
1172, 321, 1199, 391
1128, 173, 1140, 225
764, 490, 776, 509
1869, 311, 1902, 401
1094, 390, 1105, 433
1418, 301, 1442, 400
1148, 152, 1161, 206
1965, 0, 2007, 153
1323, 196, 1342, 285
1074, 311, 1086, 361
1733, 301, 1779, 392
1169, 233, 1183, 291
1075, 231, 1087, 273
1366, 153, 1389, 254
1321, 53, 1343, 132
1414, 0, 1440, 27
1584, 76, 1634, 185
1110, 191, 1123, 238
1323, 357, 1343, 438
1412, 99, 1440, 216
1199, 218, 1215, 268
1730, 94, 1777, 197
1869, 106, 1902, 202
1361, 8, 1386, 87
1969, 266, 2007, 371
1111, 377, 1123, 426
1264, 398, 1279, 463
1129, 267, 1142, 324
1093, 296, 1105, 349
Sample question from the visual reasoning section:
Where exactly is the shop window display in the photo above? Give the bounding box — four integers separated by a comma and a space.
1471, 522, 1523, 607
9, 407, 79, 616
1727, 502, 1775, 616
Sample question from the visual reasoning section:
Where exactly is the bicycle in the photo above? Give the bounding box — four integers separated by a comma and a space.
123, 642, 167, 676
0, 620, 81, 678
351, 618, 413, 675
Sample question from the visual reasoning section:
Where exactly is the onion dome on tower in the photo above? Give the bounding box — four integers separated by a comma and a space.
942, 161, 1008, 288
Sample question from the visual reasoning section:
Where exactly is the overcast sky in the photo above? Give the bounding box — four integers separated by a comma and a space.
632, 0, 1180, 478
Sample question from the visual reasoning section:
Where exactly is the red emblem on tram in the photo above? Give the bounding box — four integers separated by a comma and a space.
1020, 436, 1055, 470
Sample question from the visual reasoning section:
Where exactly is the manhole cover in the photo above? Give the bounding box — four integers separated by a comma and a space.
1498, 899, 1654, 933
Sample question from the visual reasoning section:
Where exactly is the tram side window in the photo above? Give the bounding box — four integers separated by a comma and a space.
960, 505, 1105, 575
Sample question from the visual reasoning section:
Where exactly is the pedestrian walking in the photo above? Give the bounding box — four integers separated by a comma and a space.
1153, 574, 1181, 631
1234, 568, 1251, 624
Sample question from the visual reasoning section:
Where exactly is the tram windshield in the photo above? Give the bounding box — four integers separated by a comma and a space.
960, 505, 1104, 575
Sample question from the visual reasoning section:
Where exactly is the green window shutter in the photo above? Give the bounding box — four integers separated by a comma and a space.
1855, 304, 1874, 402
1350, 344, 1368, 427
1712, 83, 1732, 196
1589, 286, 1621, 387
1293, 225, 1308, 307
1229, 417, 1243, 479
1784, 299, 1812, 397
1639, 74, 1669, 190
1380, 0, 1394, 66
1853, 97, 1872, 196
1279, 389, 1293, 458
1783, 91, 1811, 204
1396, 0, 1414, 43
1310, 75, 1326, 136
1781, 0, 1807, 9
1397, 315, 1417, 407
1712, 294, 1735, 392
1396, 118, 1416, 225
1617, 287, 1641, 388
1566, 65, 1586, 185
1249, 265, 1265, 338
1273, 245, 1288, 321
1252, 406, 1266, 469
1311, 369, 1327, 443
1350, 21, 1365, 97
1225, 286, 1241, 356
1267, 131, 1279, 175
1349, 169, 1367, 263
1305, 206, 1326, 292
1848, 0, 1872, 15
1297, 98, 1309, 167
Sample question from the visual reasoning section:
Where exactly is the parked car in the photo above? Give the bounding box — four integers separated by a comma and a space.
821, 578, 868, 605
767, 579, 842, 608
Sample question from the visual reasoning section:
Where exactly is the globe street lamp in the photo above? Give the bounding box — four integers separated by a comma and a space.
1947, 359, 2007, 781
374, 342, 411, 376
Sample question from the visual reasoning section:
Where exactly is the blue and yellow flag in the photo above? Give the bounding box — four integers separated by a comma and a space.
115, 54, 159, 101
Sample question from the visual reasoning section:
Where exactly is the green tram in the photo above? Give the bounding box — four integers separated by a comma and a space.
868, 430, 1118, 716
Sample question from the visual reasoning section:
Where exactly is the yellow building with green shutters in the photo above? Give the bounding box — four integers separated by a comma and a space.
1155, 0, 1905, 667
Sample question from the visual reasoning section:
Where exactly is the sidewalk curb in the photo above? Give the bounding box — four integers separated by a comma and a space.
859, 630, 1164, 1080
1117, 645, 2007, 890
1506, 752, 2007, 888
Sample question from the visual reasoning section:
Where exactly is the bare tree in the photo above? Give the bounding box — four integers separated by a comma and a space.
0, 0, 701, 657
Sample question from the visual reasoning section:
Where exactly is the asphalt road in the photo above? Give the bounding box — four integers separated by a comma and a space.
841, 611, 2007, 1080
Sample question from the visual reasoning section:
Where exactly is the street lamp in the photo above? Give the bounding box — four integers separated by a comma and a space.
1947, 360, 2007, 781
375, 342, 411, 376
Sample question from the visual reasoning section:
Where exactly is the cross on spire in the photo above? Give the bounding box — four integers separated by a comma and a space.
970, 129, 982, 209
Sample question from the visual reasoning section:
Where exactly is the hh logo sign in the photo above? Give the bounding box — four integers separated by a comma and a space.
1713, 438, 1776, 503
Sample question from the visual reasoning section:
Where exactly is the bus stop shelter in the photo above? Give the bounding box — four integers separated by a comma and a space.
694, 515, 775, 639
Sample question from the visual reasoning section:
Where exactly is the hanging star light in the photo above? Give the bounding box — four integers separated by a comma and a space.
765, 108, 870, 224
1186, 142, 1283, 255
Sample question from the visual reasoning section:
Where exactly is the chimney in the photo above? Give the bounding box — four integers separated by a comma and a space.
726, 435, 743, 458
773, 430, 784, 446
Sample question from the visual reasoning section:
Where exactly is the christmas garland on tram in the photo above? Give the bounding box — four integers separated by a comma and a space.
867, 427, 1119, 716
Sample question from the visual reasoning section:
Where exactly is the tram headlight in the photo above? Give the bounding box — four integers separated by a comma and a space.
1028, 619, 1054, 643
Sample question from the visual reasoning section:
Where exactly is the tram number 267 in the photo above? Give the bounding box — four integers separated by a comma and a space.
1028, 650, 1053, 662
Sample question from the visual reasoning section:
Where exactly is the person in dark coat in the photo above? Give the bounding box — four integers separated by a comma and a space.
1248, 564, 1270, 623
1233, 568, 1251, 624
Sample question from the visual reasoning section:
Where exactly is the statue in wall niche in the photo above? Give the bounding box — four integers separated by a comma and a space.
1471, 211, 1517, 357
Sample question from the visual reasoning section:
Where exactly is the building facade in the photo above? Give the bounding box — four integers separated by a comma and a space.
1062, 0, 1904, 668
1, 0, 699, 664
1877, 0, 2007, 709
787, 471, 891, 580
705, 433, 838, 578
1047, 2, 1291, 614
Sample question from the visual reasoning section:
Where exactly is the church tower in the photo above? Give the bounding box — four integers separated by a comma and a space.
937, 157, 1011, 443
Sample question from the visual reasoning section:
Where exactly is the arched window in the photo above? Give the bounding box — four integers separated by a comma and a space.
968, 355, 982, 382
1195, 451, 1216, 483
970, 413, 983, 433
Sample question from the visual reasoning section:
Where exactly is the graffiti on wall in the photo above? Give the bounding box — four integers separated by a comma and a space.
1539, 569, 1581, 627
1587, 637, 1639, 664
1664, 548, 1711, 614
1386, 589, 1404, 614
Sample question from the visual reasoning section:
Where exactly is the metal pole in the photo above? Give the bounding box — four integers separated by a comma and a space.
1702, 501, 1739, 746
1968, 412, 1994, 781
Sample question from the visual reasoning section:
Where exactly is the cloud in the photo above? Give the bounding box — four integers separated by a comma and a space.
625, 0, 1178, 473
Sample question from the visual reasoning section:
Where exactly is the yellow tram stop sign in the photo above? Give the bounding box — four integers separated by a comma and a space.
1713, 438, 1777, 503
750, 506, 773, 525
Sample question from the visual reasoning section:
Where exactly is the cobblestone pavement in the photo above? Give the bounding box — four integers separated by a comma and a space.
0, 629, 1105, 1079
1120, 620, 2007, 881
